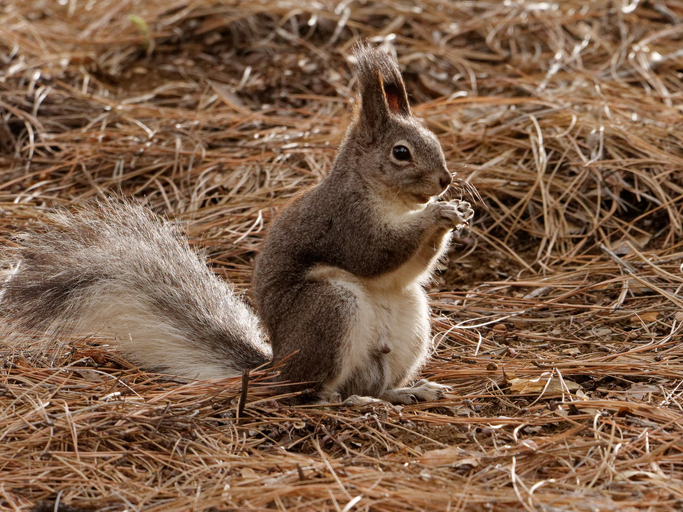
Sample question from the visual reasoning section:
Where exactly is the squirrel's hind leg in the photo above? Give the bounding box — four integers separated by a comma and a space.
267, 276, 364, 398
380, 380, 452, 405
271, 266, 390, 400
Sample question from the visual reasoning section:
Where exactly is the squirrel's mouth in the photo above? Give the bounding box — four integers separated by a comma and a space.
411, 193, 431, 204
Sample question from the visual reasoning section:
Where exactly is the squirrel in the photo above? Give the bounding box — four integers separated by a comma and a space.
0, 45, 474, 405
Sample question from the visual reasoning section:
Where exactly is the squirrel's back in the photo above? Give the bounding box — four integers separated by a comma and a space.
0, 200, 270, 379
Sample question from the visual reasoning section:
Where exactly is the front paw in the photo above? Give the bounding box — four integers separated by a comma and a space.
429, 200, 474, 230
452, 200, 474, 225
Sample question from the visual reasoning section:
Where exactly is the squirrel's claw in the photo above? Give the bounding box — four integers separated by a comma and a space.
430, 200, 474, 231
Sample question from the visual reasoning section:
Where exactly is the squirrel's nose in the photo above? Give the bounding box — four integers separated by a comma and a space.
439, 172, 452, 191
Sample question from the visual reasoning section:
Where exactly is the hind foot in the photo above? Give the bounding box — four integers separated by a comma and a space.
380, 380, 452, 405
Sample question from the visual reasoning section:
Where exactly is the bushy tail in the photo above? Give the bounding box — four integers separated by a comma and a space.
0, 200, 271, 379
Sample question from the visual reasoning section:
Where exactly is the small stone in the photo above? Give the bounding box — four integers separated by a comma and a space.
593, 327, 612, 336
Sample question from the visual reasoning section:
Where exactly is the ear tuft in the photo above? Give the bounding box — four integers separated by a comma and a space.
352, 42, 411, 129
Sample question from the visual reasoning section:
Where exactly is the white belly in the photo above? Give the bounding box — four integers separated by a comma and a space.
308, 265, 432, 396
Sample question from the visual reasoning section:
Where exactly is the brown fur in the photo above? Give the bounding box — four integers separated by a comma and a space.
253, 44, 473, 402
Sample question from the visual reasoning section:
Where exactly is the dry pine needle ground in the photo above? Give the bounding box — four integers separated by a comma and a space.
1, 1, 683, 511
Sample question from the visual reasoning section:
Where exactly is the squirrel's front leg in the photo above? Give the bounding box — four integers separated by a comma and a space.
413, 199, 474, 268
368, 200, 473, 405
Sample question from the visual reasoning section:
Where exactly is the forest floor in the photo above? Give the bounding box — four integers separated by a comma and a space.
1, 1, 682, 511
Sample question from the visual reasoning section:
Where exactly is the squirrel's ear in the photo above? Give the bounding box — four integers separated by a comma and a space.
353, 44, 411, 135
380, 75, 410, 118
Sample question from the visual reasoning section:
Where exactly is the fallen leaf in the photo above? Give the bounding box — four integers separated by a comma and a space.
611, 233, 652, 255
76, 369, 105, 382
509, 373, 581, 395
630, 311, 659, 323
625, 384, 661, 400
420, 446, 479, 468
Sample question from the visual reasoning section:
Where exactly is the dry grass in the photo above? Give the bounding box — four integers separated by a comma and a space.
1, 0, 683, 511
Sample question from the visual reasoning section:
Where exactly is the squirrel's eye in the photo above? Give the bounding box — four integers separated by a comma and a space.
392, 145, 411, 162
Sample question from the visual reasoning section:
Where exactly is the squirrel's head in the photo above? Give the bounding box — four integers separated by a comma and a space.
340, 44, 452, 205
